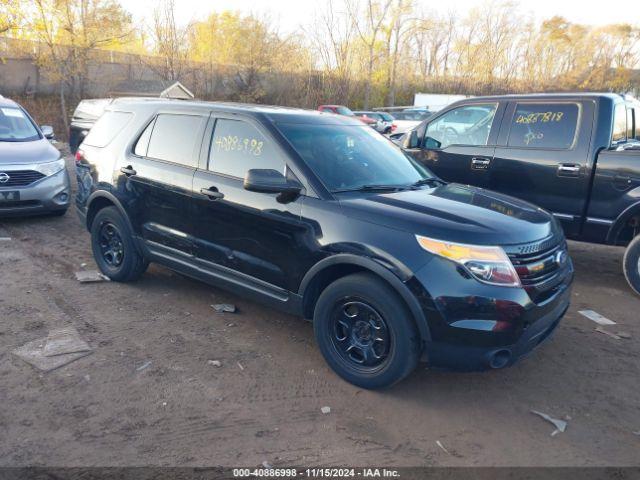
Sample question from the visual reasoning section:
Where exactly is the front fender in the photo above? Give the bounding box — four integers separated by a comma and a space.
299, 253, 432, 343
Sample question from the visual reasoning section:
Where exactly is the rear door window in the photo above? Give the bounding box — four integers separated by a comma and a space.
612, 103, 627, 144
508, 103, 579, 149
146, 113, 204, 167
82, 111, 133, 147
208, 118, 286, 178
626, 107, 635, 141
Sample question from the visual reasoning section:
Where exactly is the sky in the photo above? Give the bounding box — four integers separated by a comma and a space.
123, 0, 639, 31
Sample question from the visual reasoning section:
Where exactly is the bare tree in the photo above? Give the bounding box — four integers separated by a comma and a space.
305, 0, 358, 103
347, 0, 393, 108
147, 0, 191, 82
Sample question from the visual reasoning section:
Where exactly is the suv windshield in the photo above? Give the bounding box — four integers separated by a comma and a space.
0, 107, 40, 142
277, 123, 433, 192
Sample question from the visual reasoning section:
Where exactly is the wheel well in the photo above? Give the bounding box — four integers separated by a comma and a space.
86, 196, 115, 230
302, 264, 366, 319
301, 263, 423, 336
614, 213, 640, 245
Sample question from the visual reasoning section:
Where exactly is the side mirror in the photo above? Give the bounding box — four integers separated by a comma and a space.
243, 169, 302, 202
41, 125, 54, 139
407, 129, 421, 149
424, 136, 442, 149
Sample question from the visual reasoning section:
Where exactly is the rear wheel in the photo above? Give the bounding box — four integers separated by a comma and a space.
313, 273, 420, 389
90, 206, 148, 282
623, 235, 640, 295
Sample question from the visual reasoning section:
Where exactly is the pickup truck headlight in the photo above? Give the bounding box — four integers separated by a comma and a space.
415, 235, 521, 287
34, 158, 66, 177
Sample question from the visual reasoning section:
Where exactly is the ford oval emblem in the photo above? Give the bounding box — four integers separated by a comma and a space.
0, 172, 10, 183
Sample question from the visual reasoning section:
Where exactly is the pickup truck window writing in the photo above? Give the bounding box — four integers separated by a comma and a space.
508, 103, 579, 149
424, 104, 496, 149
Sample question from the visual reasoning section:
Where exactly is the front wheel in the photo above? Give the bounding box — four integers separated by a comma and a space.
313, 273, 421, 389
623, 235, 640, 295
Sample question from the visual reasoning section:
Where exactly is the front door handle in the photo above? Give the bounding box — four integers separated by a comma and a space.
120, 165, 137, 176
200, 187, 224, 200
557, 163, 581, 177
471, 157, 491, 170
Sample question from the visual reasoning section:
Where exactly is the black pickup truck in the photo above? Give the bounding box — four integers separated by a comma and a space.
402, 93, 640, 293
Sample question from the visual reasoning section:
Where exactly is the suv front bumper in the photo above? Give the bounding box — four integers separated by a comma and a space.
411, 254, 573, 370
0, 168, 70, 216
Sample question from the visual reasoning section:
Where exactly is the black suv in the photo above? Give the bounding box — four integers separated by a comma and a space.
75, 99, 573, 389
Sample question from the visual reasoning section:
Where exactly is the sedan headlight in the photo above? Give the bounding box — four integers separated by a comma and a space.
34, 158, 65, 177
416, 235, 521, 287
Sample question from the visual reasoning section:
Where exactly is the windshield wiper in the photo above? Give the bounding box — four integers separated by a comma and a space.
332, 184, 409, 193
410, 178, 445, 188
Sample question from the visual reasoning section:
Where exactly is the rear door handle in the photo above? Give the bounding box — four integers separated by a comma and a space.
557, 163, 581, 177
200, 187, 224, 200
471, 157, 491, 170
120, 166, 137, 176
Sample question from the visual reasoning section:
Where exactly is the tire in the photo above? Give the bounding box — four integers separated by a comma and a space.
623, 235, 640, 295
90, 206, 148, 282
313, 272, 421, 389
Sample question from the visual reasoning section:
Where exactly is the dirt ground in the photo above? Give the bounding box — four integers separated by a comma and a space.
1, 153, 639, 468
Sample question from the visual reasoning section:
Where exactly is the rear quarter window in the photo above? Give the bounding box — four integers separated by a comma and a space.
507, 103, 579, 149
82, 111, 133, 147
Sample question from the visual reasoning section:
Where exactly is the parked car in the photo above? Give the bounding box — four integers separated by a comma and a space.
402, 92, 640, 294
391, 110, 433, 135
76, 99, 573, 389
353, 111, 395, 134
317, 104, 378, 128
69, 98, 113, 154
0, 96, 70, 216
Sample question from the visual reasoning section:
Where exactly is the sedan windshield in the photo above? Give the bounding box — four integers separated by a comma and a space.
277, 123, 434, 192
0, 107, 40, 142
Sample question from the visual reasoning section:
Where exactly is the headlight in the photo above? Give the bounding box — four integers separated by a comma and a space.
34, 158, 65, 177
416, 235, 521, 287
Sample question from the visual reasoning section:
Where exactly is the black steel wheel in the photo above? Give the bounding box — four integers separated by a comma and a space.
330, 299, 391, 371
90, 206, 148, 282
98, 221, 125, 268
314, 272, 420, 389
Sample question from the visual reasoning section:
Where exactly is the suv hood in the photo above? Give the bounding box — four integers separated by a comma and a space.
0, 138, 60, 166
339, 183, 561, 246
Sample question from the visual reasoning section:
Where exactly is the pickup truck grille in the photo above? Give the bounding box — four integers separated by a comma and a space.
0, 170, 46, 187
507, 240, 570, 304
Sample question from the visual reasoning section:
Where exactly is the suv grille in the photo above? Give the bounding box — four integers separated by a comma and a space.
0, 170, 46, 187
507, 239, 570, 304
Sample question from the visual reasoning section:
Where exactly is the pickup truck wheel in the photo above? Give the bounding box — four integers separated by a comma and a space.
313, 273, 420, 389
90, 206, 148, 282
623, 236, 640, 295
